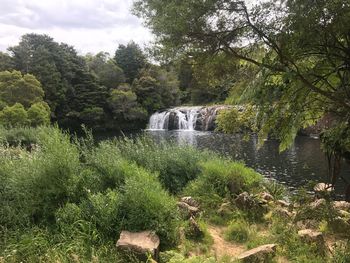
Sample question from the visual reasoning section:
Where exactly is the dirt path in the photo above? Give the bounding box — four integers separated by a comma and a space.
207, 225, 245, 260
207, 225, 290, 263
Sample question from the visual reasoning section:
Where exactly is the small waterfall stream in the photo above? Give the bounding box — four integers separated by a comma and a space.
148, 106, 230, 131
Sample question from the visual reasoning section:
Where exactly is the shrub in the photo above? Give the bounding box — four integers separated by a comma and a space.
0, 126, 39, 147
84, 141, 131, 192
184, 159, 262, 211
27, 102, 50, 126
116, 136, 212, 193
333, 242, 350, 263
261, 180, 287, 200
80, 190, 121, 239
0, 103, 28, 127
224, 220, 251, 243
0, 126, 82, 225
216, 105, 257, 134
119, 166, 180, 248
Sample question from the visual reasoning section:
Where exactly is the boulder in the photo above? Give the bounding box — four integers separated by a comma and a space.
338, 210, 350, 218
309, 198, 326, 209
260, 192, 274, 202
187, 217, 204, 239
116, 231, 160, 260
235, 192, 256, 210
273, 207, 293, 218
314, 183, 333, 193
298, 229, 324, 248
217, 202, 233, 217
177, 201, 199, 218
276, 200, 290, 208
237, 244, 277, 262
296, 219, 319, 230
180, 196, 199, 207
314, 183, 333, 198
333, 201, 350, 212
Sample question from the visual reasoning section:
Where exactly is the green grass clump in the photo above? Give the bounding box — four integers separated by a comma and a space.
224, 219, 252, 243
332, 242, 350, 263
0, 125, 39, 147
119, 165, 180, 248
184, 158, 262, 212
115, 136, 212, 194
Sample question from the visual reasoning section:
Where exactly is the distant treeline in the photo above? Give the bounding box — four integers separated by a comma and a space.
0, 35, 174, 131
0, 34, 238, 131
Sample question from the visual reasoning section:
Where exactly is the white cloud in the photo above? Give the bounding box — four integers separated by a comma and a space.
0, 0, 153, 54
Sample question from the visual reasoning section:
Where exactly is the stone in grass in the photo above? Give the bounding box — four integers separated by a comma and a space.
296, 219, 319, 230
314, 183, 333, 199
217, 202, 233, 217
276, 199, 291, 208
181, 196, 199, 207
273, 207, 294, 218
314, 183, 333, 193
333, 201, 350, 212
260, 192, 274, 202
177, 201, 199, 218
185, 216, 204, 239
237, 244, 277, 263
298, 229, 324, 249
116, 231, 160, 261
235, 192, 257, 210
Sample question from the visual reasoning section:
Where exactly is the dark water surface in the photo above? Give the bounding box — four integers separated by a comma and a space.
145, 130, 350, 195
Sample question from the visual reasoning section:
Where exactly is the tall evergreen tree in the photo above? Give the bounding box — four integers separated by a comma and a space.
114, 42, 147, 83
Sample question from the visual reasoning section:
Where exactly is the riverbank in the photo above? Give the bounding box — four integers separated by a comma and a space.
0, 126, 349, 262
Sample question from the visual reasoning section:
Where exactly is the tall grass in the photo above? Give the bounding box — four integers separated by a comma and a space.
0, 126, 269, 261
184, 159, 262, 212
0, 126, 184, 261
115, 136, 213, 194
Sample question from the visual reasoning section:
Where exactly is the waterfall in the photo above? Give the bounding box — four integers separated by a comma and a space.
148, 106, 230, 131
148, 111, 170, 130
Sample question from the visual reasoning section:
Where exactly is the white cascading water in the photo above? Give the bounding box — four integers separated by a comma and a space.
148, 105, 229, 131
148, 111, 170, 130
148, 107, 202, 130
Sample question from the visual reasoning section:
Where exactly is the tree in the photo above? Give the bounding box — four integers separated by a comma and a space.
27, 102, 50, 126
132, 75, 162, 113
64, 69, 108, 129
0, 70, 44, 108
108, 84, 147, 121
0, 103, 28, 127
114, 42, 147, 83
0, 52, 14, 71
9, 34, 66, 112
134, 0, 350, 191
8, 34, 115, 130
132, 65, 180, 113
85, 52, 125, 90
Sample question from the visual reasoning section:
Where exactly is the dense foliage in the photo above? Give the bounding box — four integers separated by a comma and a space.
0, 70, 50, 127
133, 0, 350, 192
1, 126, 349, 262
0, 34, 183, 131
0, 126, 264, 262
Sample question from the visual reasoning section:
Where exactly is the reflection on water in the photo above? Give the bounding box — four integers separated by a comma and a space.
146, 130, 350, 194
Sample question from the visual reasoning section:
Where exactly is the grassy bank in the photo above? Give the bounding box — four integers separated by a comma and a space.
0, 126, 349, 262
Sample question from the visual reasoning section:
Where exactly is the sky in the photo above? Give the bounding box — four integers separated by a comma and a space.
0, 0, 153, 55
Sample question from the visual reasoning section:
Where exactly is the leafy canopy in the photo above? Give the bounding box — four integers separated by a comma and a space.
0, 70, 44, 108
134, 0, 350, 150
